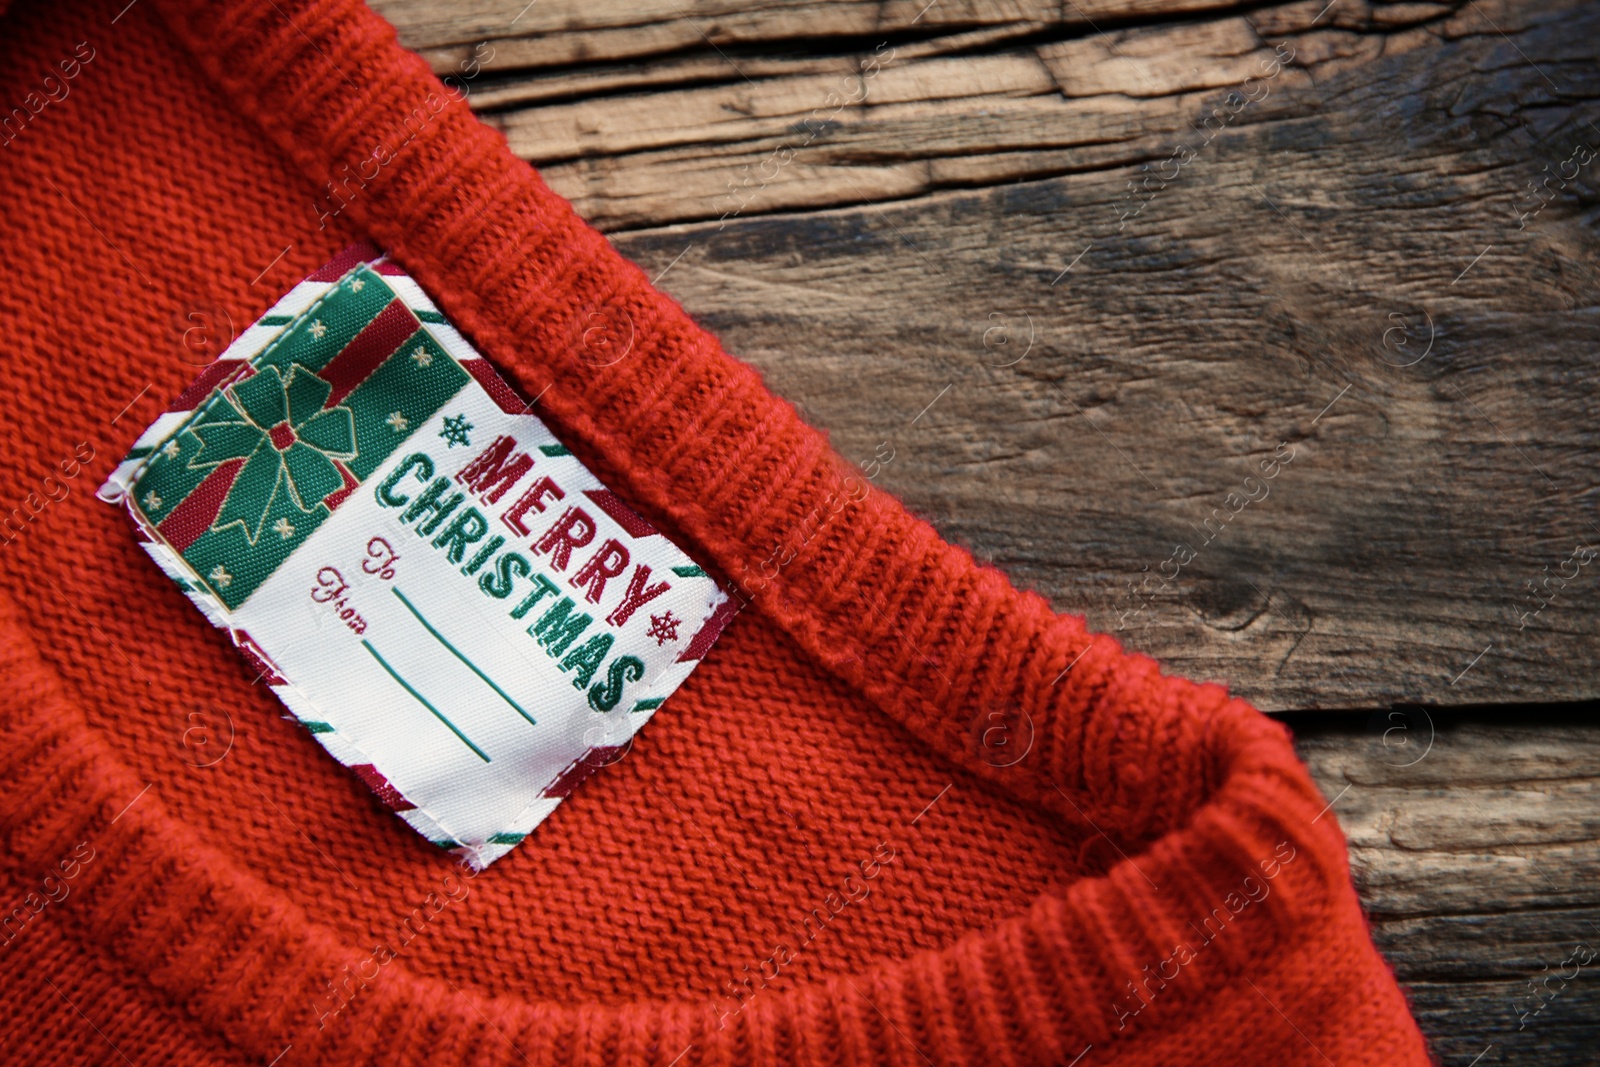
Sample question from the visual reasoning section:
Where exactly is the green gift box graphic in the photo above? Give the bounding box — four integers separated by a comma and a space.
125, 263, 470, 609
194, 363, 359, 544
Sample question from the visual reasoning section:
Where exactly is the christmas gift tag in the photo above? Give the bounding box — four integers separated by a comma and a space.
99, 245, 734, 869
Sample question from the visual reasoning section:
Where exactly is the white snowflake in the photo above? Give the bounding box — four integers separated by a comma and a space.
142, 490, 163, 510
386, 411, 409, 432
410, 346, 432, 367
272, 517, 296, 540
349, 277, 365, 292
309, 319, 328, 339
208, 564, 233, 589
160, 439, 181, 459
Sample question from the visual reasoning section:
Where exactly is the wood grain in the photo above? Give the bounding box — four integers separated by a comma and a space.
381, 0, 1263, 75
1295, 710, 1600, 1066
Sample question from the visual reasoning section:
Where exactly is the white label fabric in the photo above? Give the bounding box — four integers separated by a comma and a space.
98, 246, 733, 868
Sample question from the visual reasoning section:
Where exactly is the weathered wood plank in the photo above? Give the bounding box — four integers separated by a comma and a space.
377, 0, 1466, 231
1294, 713, 1600, 1064
378, 0, 1264, 73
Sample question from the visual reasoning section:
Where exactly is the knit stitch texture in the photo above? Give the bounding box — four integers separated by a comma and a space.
0, 1, 1431, 1065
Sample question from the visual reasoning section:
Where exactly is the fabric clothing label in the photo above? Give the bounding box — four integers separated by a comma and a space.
99, 246, 733, 869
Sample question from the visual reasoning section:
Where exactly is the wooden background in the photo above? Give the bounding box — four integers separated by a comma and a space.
370, 0, 1600, 1061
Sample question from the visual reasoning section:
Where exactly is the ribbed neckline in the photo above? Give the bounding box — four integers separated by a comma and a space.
0, 1, 1372, 1064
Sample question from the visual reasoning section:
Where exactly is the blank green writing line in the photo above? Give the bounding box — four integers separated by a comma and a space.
391, 586, 536, 727
361, 638, 491, 763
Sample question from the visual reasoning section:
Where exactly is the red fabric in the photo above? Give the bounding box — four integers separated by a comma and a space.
0, 2, 1431, 1065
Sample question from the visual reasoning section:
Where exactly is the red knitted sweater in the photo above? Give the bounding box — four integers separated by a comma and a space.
0, 1, 1431, 1064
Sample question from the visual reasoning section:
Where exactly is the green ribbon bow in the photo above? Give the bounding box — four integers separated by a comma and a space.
190, 363, 358, 543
